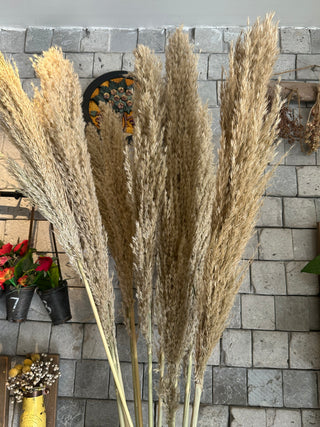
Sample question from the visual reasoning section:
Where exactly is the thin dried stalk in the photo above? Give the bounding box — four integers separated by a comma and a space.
156, 28, 215, 424
194, 12, 282, 407
0, 49, 132, 426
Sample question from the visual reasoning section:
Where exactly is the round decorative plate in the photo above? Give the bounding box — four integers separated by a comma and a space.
82, 70, 134, 134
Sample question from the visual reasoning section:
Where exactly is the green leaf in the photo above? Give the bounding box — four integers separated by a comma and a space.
14, 249, 33, 279
301, 254, 320, 274
49, 263, 60, 288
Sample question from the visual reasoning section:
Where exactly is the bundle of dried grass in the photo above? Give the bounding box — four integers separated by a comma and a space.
156, 28, 215, 425
0, 48, 133, 426
192, 14, 282, 425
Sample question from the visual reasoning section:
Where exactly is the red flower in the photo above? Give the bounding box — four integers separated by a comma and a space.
0, 243, 13, 255
0, 267, 15, 284
18, 275, 28, 287
0, 255, 11, 266
35, 257, 53, 272
0, 282, 4, 290
13, 240, 28, 256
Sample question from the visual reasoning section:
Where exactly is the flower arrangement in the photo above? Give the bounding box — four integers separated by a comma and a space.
6, 353, 60, 402
0, 239, 59, 291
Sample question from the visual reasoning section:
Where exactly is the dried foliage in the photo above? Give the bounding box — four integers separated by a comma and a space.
0, 48, 115, 347
155, 28, 215, 420
194, 14, 282, 383
305, 87, 320, 153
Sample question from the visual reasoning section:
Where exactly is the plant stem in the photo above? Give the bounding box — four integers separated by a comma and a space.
190, 381, 203, 427
111, 342, 126, 427
148, 312, 153, 427
182, 352, 192, 427
129, 304, 144, 427
77, 260, 133, 427
157, 351, 164, 427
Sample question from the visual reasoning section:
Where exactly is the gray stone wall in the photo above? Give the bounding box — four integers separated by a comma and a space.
0, 25, 319, 426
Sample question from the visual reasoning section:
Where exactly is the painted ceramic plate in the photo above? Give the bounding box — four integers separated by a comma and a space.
82, 70, 134, 134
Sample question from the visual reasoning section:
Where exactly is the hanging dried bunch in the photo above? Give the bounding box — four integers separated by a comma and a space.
277, 93, 305, 144
305, 86, 320, 153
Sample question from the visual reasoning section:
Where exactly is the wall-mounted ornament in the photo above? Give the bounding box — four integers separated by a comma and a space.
82, 70, 134, 135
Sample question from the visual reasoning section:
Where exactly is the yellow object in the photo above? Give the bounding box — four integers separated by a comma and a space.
20, 392, 46, 427
23, 358, 33, 366
15, 364, 23, 371
31, 353, 40, 362
8, 368, 19, 377
22, 365, 31, 373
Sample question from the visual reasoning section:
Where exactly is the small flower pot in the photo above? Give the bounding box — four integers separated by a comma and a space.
20, 388, 46, 427
6, 285, 35, 322
37, 280, 72, 325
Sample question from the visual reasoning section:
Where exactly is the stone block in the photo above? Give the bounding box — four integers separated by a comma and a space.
198, 405, 229, 426
58, 359, 76, 397
49, 323, 83, 359
283, 370, 317, 408
78, 77, 94, 93
110, 29, 138, 52
52, 27, 83, 52
266, 165, 297, 197
284, 198, 316, 228
198, 80, 217, 107
308, 297, 320, 330
223, 27, 243, 50
302, 410, 320, 426
213, 367, 247, 405
242, 295, 275, 330
82, 323, 107, 360
238, 262, 251, 293
0, 320, 19, 355
297, 166, 320, 196
116, 324, 147, 363
194, 28, 223, 53
209, 107, 221, 137
290, 332, 320, 369
93, 53, 122, 77
0, 28, 25, 53
197, 54, 209, 80
109, 362, 143, 400
253, 331, 289, 368
256, 197, 283, 227
243, 233, 259, 260
273, 55, 296, 80
286, 261, 319, 295
74, 360, 109, 399
284, 142, 316, 166
251, 261, 286, 295
297, 54, 320, 80
58, 253, 82, 287
122, 52, 135, 71
270, 140, 286, 166
266, 409, 301, 426
292, 229, 317, 260
80, 28, 110, 52
259, 229, 293, 261
227, 294, 241, 328
138, 29, 165, 52
25, 27, 53, 53
17, 321, 51, 354
0, 295, 6, 319
275, 296, 310, 331
248, 369, 283, 407
65, 53, 94, 78
230, 407, 266, 427
85, 400, 119, 427
222, 329, 252, 367
56, 398, 85, 427
12, 53, 35, 78
310, 29, 320, 53
68, 287, 95, 323
207, 340, 220, 365
208, 54, 229, 80
280, 28, 311, 53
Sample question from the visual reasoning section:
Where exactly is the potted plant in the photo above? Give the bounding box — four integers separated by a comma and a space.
6, 353, 60, 427
0, 240, 37, 321
33, 255, 72, 325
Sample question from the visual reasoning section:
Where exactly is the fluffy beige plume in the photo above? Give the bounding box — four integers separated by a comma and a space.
0, 48, 115, 346
195, 14, 282, 383
156, 28, 215, 422
86, 104, 135, 315
128, 44, 165, 342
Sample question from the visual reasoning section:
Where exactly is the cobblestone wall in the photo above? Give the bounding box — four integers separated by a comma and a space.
0, 25, 319, 426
